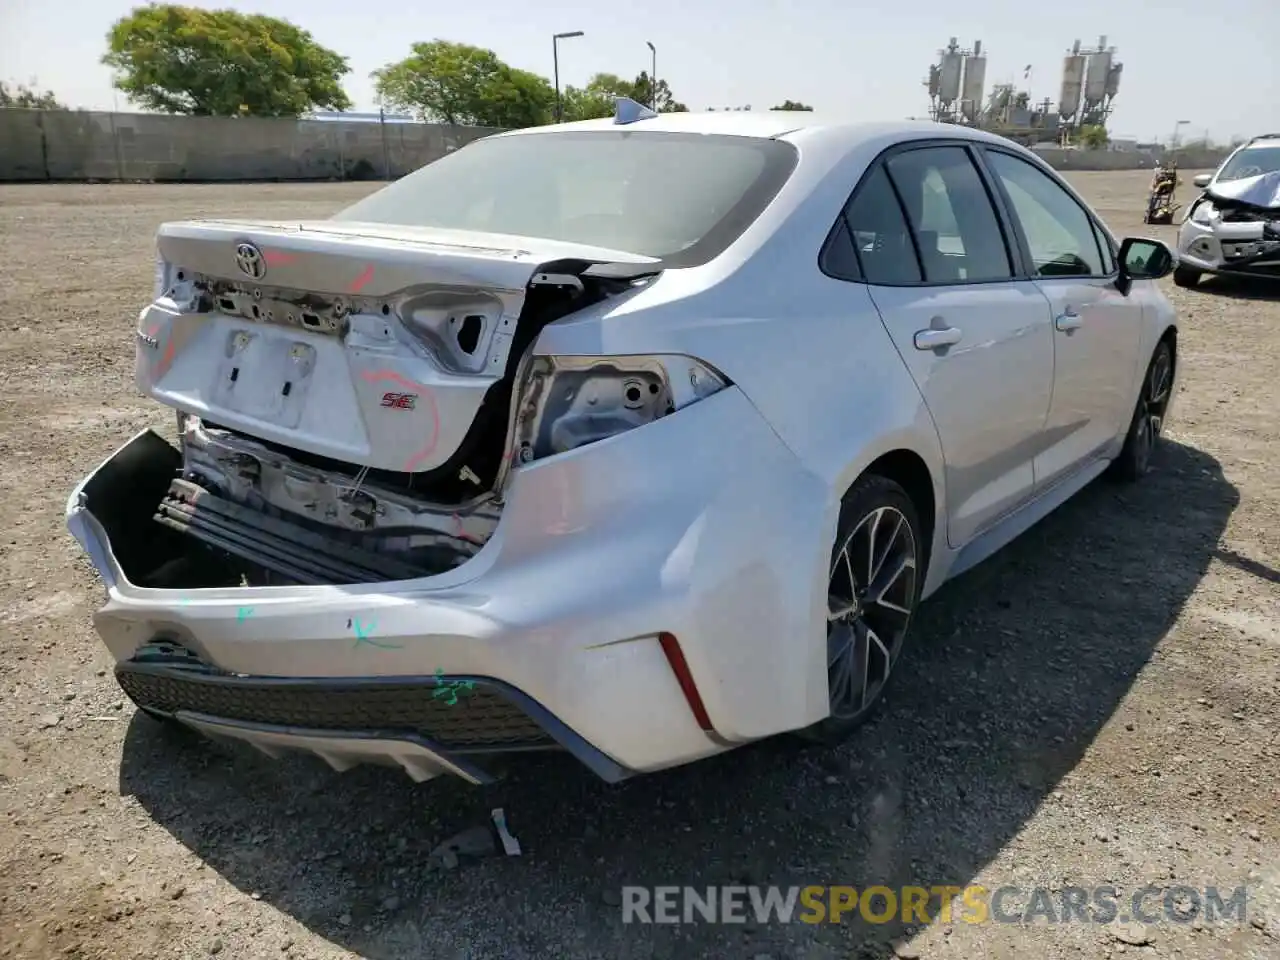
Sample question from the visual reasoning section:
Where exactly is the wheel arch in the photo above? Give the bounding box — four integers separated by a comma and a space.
1157, 321, 1179, 414
858, 448, 937, 579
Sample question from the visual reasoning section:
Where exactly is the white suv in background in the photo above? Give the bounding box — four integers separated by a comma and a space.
1175, 133, 1280, 288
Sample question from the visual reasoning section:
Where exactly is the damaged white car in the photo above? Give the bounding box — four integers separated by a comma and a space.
67, 101, 1179, 786
1174, 133, 1280, 288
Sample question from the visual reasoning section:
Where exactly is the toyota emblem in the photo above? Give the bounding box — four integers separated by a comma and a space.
234, 242, 266, 280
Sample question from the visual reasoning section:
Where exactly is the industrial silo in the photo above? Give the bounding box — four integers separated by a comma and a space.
927, 64, 941, 99
960, 40, 986, 121
939, 38, 963, 103
1059, 48, 1086, 119
1084, 36, 1112, 105
1105, 62, 1123, 98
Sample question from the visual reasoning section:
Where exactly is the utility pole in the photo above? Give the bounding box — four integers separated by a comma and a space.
1171, 119, 1190, 149
646, 41, 656, 111
553, 31, 584, 123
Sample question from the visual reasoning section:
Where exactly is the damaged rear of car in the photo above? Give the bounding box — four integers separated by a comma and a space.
67, 115, 816, 785
1174, 134, 1280, 287
128, 220, 663, 587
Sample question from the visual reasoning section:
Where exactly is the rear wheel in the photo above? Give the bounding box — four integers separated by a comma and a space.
1109, 340, 1173, 483
797, 474, 923, 744
1173, 265, 1201, 288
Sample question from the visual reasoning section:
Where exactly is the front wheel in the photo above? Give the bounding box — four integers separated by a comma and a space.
797, 474, 923, 745
1108, 340, 1173, 483
1173, 265, 1201, 288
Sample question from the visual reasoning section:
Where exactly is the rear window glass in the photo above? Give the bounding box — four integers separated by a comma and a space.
331, 130, 798, 266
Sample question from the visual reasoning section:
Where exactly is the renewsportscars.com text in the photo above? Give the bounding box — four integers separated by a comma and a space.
620, 884, 1249, 925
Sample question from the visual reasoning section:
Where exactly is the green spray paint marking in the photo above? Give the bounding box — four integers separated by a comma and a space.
432, 667, 476, 706
350, 616, 401, 650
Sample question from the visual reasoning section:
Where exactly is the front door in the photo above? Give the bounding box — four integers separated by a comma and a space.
981, 149, 1143, 491
845, 145, 1055, 548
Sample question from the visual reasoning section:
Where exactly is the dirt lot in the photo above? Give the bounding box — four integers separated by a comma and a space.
0, 170, 1277, 960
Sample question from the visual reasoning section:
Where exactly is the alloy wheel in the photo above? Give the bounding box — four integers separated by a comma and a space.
826, 505, 918, 720
1133, 346, 1172, 472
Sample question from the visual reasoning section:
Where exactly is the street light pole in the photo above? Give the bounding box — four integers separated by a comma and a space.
1171, 119, 1190, 150
553, 30, 584, 123
646, 41, 656, 111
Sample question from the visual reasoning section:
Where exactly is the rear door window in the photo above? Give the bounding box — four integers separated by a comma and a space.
884, 146, 1014, 283
841, 164, 922, 284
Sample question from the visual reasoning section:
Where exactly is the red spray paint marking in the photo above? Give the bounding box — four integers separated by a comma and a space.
451, 513, 482, 545
359, 368, 440, 471
147, 322, 177, 379
263, 249, 299, 267
348, 264, 375, 294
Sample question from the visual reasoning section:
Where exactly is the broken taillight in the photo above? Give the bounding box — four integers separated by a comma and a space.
511, 354, 728, 464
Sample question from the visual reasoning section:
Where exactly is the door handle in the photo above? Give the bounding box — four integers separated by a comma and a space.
913, 326, 963, 351
1054, 309, 1083, 332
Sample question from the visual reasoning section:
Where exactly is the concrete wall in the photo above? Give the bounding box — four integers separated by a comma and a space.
0, 109, 502, 182
0, 108, 1234, 182
1033, 146, 1231, 171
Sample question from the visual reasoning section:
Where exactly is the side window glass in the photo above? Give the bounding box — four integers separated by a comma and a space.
820, 217, 861, 281
885, 146, 1013, 283
986, 151, 1105, 277
843, 164, 922, 284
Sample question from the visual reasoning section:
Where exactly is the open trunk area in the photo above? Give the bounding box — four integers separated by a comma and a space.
76, 428, 480, 588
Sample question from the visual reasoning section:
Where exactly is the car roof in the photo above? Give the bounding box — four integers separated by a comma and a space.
491, 111, 1027, 151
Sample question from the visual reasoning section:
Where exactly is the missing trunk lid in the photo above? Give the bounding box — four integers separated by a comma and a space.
118, 258, 651, 588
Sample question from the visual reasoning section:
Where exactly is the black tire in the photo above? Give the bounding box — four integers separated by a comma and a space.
796, 473, 924, 745
1173, 265, 1201, 288
1108, 339, 1173, 483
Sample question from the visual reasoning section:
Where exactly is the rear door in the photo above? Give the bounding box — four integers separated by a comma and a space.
838, 142, 1055, 548
979, 148, 1142, 491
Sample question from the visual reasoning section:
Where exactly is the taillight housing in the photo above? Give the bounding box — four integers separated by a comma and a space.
510, 354, 728, 464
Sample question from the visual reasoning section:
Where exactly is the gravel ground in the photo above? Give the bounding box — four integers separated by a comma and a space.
0, 171, 1277, 960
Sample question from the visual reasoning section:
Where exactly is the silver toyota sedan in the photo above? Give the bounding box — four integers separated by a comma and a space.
67, 102, 1179, 787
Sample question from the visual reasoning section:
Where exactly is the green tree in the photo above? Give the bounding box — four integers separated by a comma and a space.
562, 71, 687, 122
770, 100, 813, 111
0, 82, 66, 109
630, 71, 688, 113
1079, 124, 1109, 149
102, 4, 351, 116
373, 40, 554, 128
561, 72, 633, 121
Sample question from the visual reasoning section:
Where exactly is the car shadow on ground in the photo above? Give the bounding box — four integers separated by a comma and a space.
1195, 276, 1280, 302
119, 439, 1237, 960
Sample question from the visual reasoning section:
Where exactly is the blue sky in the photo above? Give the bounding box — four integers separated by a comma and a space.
2, 0, 1277, 142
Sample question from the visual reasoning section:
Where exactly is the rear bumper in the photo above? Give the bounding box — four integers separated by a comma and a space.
68, 386, 835, 783
117, 655, 627, 783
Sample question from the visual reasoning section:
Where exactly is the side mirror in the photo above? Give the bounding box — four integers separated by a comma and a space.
1192, 173, 1212, 189
1117, 237, 1175, 294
